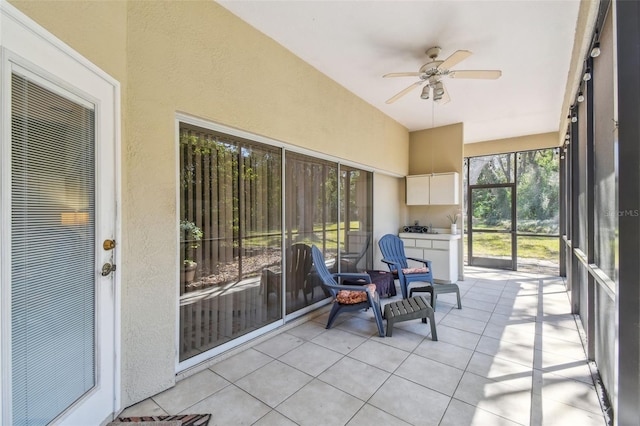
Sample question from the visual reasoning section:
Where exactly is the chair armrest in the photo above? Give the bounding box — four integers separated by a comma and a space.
406, 257, 432, 269
381, 258, 402, 270
332, 272, 372, 283
333, 284, 374, 292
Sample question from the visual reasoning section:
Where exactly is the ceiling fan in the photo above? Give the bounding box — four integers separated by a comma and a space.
383, 46, 502, 104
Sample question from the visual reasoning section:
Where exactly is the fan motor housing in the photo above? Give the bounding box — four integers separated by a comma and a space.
419, 60, 444, 76
426, 46, 441, 58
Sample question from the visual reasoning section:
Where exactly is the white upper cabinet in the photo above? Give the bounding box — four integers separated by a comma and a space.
406, 172, 459, 205
406, 175, 430, 205
430, 172, 459, 204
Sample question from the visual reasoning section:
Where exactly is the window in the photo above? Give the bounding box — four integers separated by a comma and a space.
178, 121, 374, 361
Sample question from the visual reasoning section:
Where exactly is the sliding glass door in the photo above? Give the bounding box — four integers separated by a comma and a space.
284, 153, 338, 314
177, 121, 374, 363
179, 124, 282, 361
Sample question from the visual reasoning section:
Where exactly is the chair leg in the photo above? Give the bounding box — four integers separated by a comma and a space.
326, 304, 341, 329
410, 286, 434, 309
427, 307, 437, 341
418, 303, 438, 340
409, 286, 433, 298
400, 280, 408, 299
372, 304, 385, 337
430, 284, 462, 311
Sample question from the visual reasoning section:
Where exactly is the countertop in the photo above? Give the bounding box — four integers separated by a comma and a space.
399, 232, 461, 241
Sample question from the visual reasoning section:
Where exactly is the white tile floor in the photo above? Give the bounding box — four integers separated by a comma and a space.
120, 266, 609, 425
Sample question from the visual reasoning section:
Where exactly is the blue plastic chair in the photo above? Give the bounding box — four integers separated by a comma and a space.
378, 234, 461, 310
378, 234, 433, 299
311, 245, 385, 337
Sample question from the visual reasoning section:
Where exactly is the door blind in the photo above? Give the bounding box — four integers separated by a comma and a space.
11, 73, 96, 425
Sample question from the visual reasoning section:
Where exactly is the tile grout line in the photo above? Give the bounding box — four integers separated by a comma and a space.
530, 278, 545, 426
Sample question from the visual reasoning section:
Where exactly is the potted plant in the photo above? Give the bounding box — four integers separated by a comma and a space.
180, 220, 203, 284
447, 214, 459, 234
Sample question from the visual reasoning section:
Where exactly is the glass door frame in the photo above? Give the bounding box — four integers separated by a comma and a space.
467, 183, 517, 270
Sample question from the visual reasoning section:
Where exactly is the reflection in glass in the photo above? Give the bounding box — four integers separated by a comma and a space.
339, 166, 373, 273
179, 124, 282, 361
285, 152, 338, 314
178, 126, 375, 357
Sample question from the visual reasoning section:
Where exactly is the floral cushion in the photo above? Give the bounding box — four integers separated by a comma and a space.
336, 284, 377, 304
402, 267, 429, 274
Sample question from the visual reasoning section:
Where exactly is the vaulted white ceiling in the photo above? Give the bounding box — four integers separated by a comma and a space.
218, 1, 580, 144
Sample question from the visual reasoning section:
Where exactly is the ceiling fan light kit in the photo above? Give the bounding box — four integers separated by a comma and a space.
383, 46, 502, 104
420, 85, 430, 99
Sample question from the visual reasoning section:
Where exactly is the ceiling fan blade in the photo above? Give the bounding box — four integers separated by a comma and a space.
448, 70, 502, 79
385, 81, 423, 104
383, 72, 421, 78
438, 50, 472, 70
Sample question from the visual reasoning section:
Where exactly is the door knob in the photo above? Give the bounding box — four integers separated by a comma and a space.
101, 262, 116, 276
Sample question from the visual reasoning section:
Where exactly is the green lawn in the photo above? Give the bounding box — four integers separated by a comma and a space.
465, 233, 559, 261
242, 221, 362, 250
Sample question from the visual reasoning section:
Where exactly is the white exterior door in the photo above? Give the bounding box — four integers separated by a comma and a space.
0, 3, 120, 425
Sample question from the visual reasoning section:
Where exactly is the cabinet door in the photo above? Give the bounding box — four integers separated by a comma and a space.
406, 175, 430, 205
430, 173, 459, 205
423, 249, 451, 281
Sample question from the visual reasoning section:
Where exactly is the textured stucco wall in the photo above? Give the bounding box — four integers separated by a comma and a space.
464, 131, 560, 157
124, 1, 408, 174
372, 173, 405, 270
10, 1, 128, 83
11, 0, 409, 408
407, 123, 464, 228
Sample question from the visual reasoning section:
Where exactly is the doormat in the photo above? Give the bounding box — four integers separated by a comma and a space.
111, 414, 210, 426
